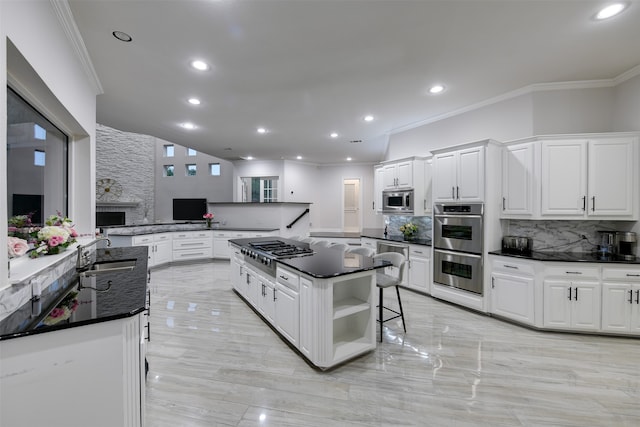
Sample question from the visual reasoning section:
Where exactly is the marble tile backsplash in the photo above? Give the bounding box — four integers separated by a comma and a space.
385, 215, 432, 240
503, 220, 636, 253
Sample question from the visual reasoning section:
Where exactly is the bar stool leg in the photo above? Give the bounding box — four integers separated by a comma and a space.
379, 287, 384, 342
395, 285, 406, 333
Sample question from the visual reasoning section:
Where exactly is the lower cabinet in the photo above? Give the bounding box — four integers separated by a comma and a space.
601, 268, 640, 334
172, 231, 212, 261
130, 233, 172, 267
490, 258, 535, 325
407, 244, 431, 294
275, 266, 300, 348
257, 274, 276, 324
543, 278, 600, 331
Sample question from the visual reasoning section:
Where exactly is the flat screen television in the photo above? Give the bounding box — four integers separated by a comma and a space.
173, 198, 207, 221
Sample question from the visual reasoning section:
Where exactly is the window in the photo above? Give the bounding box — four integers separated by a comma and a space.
163, 165, 174, 177
7, 87, 68, 224
209, 163, 221, 176
186, 164, 197, 176
34, 150, 45, 166
187, 148, 197, 156
241, 176, 279, 202
164, 144, 174, 157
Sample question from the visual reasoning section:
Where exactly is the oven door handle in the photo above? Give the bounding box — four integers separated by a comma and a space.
434, 214, 483, 220
434, 249, 482, 259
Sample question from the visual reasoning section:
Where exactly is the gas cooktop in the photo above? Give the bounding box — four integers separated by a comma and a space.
249, 240, 314, 258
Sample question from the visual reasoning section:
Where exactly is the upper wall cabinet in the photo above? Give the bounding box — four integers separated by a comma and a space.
382, 160, 413, 189
540, 137, 637, 219
433, 145, 485, 202
373, 166, 384, 213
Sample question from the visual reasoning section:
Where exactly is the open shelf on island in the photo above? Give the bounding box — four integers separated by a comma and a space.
333, 298, 369, 320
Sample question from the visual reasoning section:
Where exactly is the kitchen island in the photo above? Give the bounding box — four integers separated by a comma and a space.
0, 246, 149, 427
229, 237, 389, 369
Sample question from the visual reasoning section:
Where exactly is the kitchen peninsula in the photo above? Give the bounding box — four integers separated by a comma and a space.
229, 237, 388, 369
0, 246, 149, 427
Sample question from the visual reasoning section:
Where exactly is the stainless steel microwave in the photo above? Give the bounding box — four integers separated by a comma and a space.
382, 189, 414, 213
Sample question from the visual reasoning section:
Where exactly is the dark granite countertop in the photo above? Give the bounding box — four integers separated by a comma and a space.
489, 250, 640, 264
0, 246, 149, 341
229, 237, 389, 279
105, 223, 279, 236
360, 228, 432, 247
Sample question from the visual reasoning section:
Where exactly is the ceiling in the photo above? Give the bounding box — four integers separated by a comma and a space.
68, 0, 640, 164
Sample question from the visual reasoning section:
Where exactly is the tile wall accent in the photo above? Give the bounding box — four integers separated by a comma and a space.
96, 124, 155, 224
504, 219, 636, 253
386, 215, 432, 240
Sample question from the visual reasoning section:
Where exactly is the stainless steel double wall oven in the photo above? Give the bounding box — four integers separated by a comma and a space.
433, 203, 484, 295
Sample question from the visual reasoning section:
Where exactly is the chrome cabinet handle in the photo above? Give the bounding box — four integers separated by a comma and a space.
456, 186, 459, 199
503, 197, 506, 210
574, 287, 578, 301
279, 275, 289, 281
504, 264, 518, 270
591, 196, 596, 212
626, 274, 640, 277
636, 290, 639, 304
565, 271, 582, 275
629, 289, 633, 304
273, 288, 277, 301
582, 196, 586, 211
568, 287, 572, 300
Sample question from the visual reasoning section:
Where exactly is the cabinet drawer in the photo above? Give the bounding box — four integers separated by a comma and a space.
544, 265, 599, 279
409, 245, 430, 258
172, 247, 213, 260
154, 233, 172, 242
602, 267, 640, 282
491, 258, 535, 276
132, 235, 153, 245
276, 266, 299, 291
213, 231, 230, 238
173, 231, 211, 239
173, 238, 212, 250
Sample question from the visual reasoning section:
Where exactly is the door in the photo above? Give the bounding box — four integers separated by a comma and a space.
395, 161, 413, 188
343, 178, 360, 233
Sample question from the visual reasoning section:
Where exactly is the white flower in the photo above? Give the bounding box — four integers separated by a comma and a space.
37, 226, 70, 243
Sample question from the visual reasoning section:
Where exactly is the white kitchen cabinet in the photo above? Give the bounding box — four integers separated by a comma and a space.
132, 233, 172, 267
601, 267, 640, 335
299, 276, 314, 358
382, 160, 413, 189
433, 145, 485, 202
423, 157, 433, 214
541, 137, 637, 218
172, 230, 212, 262
373, 166, 384, 213
543, 266, 600, 331
407, 244, 431, 294
257, 273, 276, 324
501, 142, 535, 217
275, 266, 300, 348
230, 247, 245, 296
490, 257, 535, 325
245, 268, 260, 306
214, 230, 276, 259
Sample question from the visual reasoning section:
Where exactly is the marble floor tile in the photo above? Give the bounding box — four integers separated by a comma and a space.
145, 261, 639, 426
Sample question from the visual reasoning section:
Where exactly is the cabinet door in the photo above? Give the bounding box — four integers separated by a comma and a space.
457, 146, 484, 202
543, 280, 572, 328
571, 282, 600, 330
213, 238, 231, 259
601, 283, 632, 332
395, 161, 413, 188
588, 139, 634, 217
631, 285, 640, 334
275, 284, 299, 348
298, 277, 314, 359
432, 152, 457, 202
382, 164, 398, 189
541, 140, 587, 216
231, 258, 243, 293
408, 255, 430, 293
257, 277, 276, 324
502, 143, 533, 216
491, 272, 534, 325
374, 167, 384, 212
424, 158, 432, 214
154, 240, 173, 265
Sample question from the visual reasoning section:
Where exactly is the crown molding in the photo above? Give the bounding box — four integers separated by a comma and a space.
50, 0, 103, 94
390, 64, 640, 136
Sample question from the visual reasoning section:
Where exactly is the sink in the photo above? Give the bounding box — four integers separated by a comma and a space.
80, 259, 137, 277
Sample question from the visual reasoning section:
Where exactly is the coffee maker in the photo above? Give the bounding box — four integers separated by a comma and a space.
616, 232, 637, 261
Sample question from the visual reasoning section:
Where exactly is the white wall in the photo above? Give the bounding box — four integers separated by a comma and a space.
2, 1, 98, 282
612, 73, 640, 132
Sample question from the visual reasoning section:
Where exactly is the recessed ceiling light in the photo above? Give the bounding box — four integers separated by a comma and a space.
190, 60, 209, 71
257, 127, 267, 134
246, 156, 254, 160
595, 2, 627, 20
112, 31, 132, 42
188, 98, 201, 105
364, 115, 374, 122
180, 122, 196, 130
330, 132, 339, 138
429, 84, 445, 94
296, 156, 302, 160
346, 157, 352, 161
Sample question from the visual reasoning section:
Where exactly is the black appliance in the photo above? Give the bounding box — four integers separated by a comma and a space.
172, 198, 207, 221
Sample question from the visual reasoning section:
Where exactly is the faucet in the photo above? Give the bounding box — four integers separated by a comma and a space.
76, 237, 111, 271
